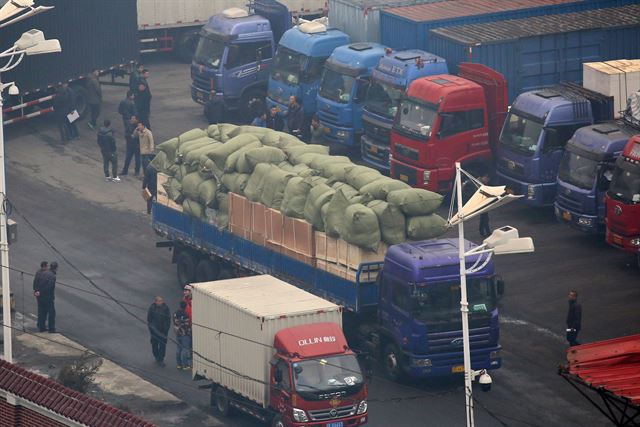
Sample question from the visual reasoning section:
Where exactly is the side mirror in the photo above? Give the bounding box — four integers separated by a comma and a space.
497, 279, 505, 297
274, 368, 282, 383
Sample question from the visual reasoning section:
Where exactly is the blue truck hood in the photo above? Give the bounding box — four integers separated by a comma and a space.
325, 42, 387, 76
278, 26, 350, 56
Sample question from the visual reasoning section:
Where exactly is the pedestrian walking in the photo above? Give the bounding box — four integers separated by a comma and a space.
52, 83, 79, 141
566, 290, 582, 347
309, 114, 324, 144
35, 262, 58, 333
129, 63, 144, 92
135, 82, 152, 129
142, 163, 157, 214
182, 285, 193, 322
86, 69, 102, 130
173, 301, 192, 370
97, 119, 120, 182
121, 115, 141, 176
478, 173, 492, 238
135, 121, 155, 172
251, 111, 267, 127
285, 96, 304, 138
118, 90, 137, 133
147, 296, 171, 366
266, 106, 284, 132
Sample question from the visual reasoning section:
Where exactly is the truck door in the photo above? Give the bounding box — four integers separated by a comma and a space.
541, 124, 587, 190
270, 357, 293, 419
437, 109, 488, 168
597, 163, 615, 225
226, 40, 273, 93
380, 276, 413, 350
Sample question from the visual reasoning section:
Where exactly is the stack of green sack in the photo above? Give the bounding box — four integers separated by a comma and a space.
150, 123, 448, 249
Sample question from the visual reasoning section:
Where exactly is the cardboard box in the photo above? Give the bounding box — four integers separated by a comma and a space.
326, 235, 338, 263
346, 242, 387, 270
283, 248, 316, 267
266, 208, 284, 245
156, 173, 170, 206
250, 202, 266, 245
283, 216, 314, 257
229, 193, 247, 229
326, 262, 347, 279
347, 265, 381, 283
316, 232, 338, 263
583, 60, 640, 118
316, 259, 328, 271
283, 216, 296, 250
337, 239, 349, 266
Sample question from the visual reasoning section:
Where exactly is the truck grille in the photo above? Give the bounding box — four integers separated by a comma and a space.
427, 326, 493, 355
498, 158, 525, 177
395, 143, 419, 161
393, 162, 417, 186
193, 72, 212, 91
363, 120, 390, 143
318, 109, 340, 126
555, 190, 582, 213
308, 404, 356, 421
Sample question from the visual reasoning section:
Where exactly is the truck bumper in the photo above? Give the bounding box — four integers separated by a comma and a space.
606, 228, 640, 254
290, 414, 368, 427
404, 346, 502, 379
496, 171, 555, 206
553, 203, 600, 233
191, 84, 221, 106
321, 123, 356, 147
361, 135, 390, 172
390, 158, 452, 193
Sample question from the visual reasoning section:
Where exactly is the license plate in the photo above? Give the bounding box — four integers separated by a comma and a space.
369, 145, 378, 154
451, 365, 465, 373
562, 211, 571, 221
328, 422, 344, 427
399, 174, 408, 182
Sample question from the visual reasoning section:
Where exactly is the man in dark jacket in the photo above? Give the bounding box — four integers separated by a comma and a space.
566, 290, 582, 346
266, 106, 284, 132
97, 119, 119, 182
285, 95, 304, 138
86, 69, 102, 130
33, 261, 48, 332
118, 90, 137, 134
121, 115, 141, 176
35, 262, 57, 333
129, 63, 144, 92
147, 296, 171, 366
135, 82, 152, 129
52, 83, 78, 141
142, 164, 157, 214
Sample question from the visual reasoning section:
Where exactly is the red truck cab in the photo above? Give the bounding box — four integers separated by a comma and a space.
605, 135, 640, 267
390, 63, 507, 193
269, 322, 368, 427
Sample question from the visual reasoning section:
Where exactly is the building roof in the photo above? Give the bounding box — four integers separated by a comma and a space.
566, 334, 640, 406
0, 360, 155, 427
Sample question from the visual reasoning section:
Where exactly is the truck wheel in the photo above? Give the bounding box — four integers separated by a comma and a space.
213, 386, 234, 417
240, 89, 266, 123
175, 30, 199, 63
195, 259, 219, 282
176, 251, 196, 288
383, 343, 406, 382
271, 414, 285, 427
71, 85, 88, 119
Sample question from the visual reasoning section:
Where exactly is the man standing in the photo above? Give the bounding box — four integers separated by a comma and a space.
36, 262, 58, 333
266, 106, 284, 132
285, 96, 304, 138
147, 296, 171, 366
136, 121, 155, 172
173, 301, 192, 370
32, 261, 48, 332
118, 90, 137, 134
121, 115, 141, 176
97, 119, 120, 182
566, 290, 582, 347
86, 69, 102, 130
129, 63, 144, 92
142, 163, 157, 214
52, 83, 78, 141
182, 285, 193, 322
309, 114, 324, 144
135, 82, 152, 129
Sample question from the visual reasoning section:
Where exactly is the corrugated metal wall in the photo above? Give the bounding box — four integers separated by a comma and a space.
328, 0, 443, 44
380, 0, 639, 51
0, 0, 138, 94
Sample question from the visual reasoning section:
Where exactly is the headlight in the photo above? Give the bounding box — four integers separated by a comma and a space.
357, 400, 368, 414
630, 238, 640, 247
292, 408, 308, 422
423, 170, 431, 185
578, 217, 593, 226
490, 350, 500, 359
412, 358, 432, 367
336, 130, 348, 139
527, 185, 536, 199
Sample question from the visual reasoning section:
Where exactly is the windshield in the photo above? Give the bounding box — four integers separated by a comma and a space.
293, 354, 364, 394
194, 36, 224, 69
319, 68, 354, 103
608, 164, 640, 203
396, 99, 437, 137
558, 151, 599, 190
500, 111, 544, 156
364, 80, 404, 118
411, 278, 497, 324
272, 47, 304, 86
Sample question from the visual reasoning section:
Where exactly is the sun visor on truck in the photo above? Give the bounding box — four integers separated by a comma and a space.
274, 322, 349, 359
325, 60, 365, 78
200, 28, 237, 42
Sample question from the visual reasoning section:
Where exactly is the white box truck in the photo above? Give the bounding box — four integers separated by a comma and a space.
192, 275, 369, 427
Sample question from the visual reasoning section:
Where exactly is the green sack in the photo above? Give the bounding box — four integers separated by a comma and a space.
228, 125, 273, 139
178, 128, 206, 145
199, 158, 224, 181
345, 165, 383, 190
367, 200, 406, 245
167, 163, 188, 181
285, 144, 330, 164
157, 137, 179, 163
149, 151, 169, 174
182, 171, 205, 200
198, 179, 218, 207
309, 155, 351, 171
163, 178, 183, 203
304, 183, 335, 231
184, 142, 222, 168
304, 175, 328, 187
276, 133, 305, 149
260, 130, 282, 147
341, 204, 381, 251
175, 137, 213, 163
260, 167, 296, 209
324, 189, 350, 237
244, 163, 272, 202
207, 134, 262, 169
183, 198, 205, 219
239, 146, 287, 173
331, 182, 360, 200
281, 177, 312, 219
223, 140, 262, 172
220, 173, 250, 194
217, 123, 238, 142
215, 192, 229, 228
360, 178, 411, 200
206, 124, 220, 140
324, 162, 355, 183
387, 188, 444, 216
406, 214, 448, 240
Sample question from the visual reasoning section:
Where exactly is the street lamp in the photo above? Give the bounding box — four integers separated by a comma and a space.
448, 162, 535, 427
0, 27, 60, 363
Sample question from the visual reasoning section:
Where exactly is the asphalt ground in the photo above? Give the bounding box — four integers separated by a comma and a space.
3, 57, 639, 427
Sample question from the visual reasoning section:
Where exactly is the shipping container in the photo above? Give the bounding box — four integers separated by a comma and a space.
327, 0, 442, 43
192, 275, 342, 407
428, 4, 640, 102
381, 0, 638, 52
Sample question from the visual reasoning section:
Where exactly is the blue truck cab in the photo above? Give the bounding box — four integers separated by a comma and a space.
361, 50, 448, 171
191, 4, 289, 120
266, 21, 350, 119
554, 121, 635, 233
371, 238, 502, 379
496, 83, 613, 206
317, 43, 387, 147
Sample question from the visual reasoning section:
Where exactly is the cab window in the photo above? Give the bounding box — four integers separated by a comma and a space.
439, 109, 484, 138
275, 359, 291, 392
227, 41, 272, 69
543, 124, 585, 152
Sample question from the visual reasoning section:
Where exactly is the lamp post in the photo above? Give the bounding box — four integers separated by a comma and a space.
450, 162, 534, 427
0, 24, 60, 362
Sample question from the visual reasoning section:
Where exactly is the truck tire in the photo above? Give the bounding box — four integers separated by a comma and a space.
240, 89, 266, 123
383, 343, 407, 383
195, 259, 219, 282
271, 414, 285, 427
213, 386, 234, 417
71, 85, 88, 119
176, 251, 196, 288
175, 30, 199, 63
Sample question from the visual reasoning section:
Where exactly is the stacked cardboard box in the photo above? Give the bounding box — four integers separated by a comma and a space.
583, 60, 640, 118
156, 173, 183, 212
315, 231, 386, 282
